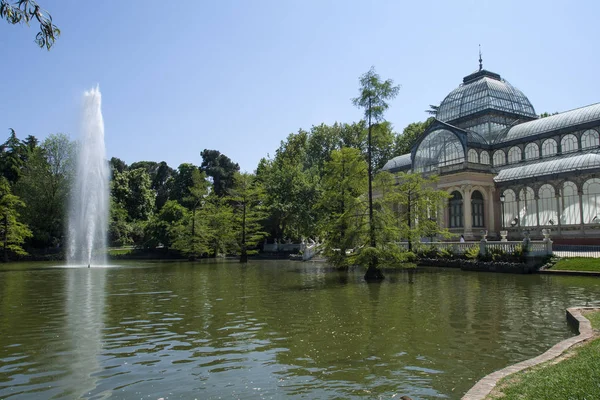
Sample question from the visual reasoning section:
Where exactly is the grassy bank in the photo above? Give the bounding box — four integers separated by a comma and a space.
487, 310, 600, 399
551, 257, 600, 272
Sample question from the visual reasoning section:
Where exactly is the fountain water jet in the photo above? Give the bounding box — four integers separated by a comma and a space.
67, 86, 110, 266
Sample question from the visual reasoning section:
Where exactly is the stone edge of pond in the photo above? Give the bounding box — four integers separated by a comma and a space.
461, 306, 599, 400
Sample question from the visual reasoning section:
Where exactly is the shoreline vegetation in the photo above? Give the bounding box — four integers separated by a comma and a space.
484, 309, 600, 400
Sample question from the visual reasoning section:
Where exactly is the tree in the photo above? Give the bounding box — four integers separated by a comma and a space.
143, 200, 188, 250
200, 193, 235, 257
425, 104, 439, 116
317, 148, 368, 268
378, 172, 450, 251
14, 133, 75, 249
352, 66, 401, 280
0, 129, 26, 184
1, 0, 59, 49
539, 112, 559, 118
0, 177, 32, 261
109, 157, 127, 175
228, 172, 267, 262
200, 149, 240, 197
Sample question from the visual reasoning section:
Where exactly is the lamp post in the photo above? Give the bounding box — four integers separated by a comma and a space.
500, 193, 505, 228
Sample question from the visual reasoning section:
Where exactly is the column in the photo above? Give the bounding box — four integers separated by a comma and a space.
487, 187, 496, 236
535, 195, 540, 227
579, 190, 585, 231
462, 185, 473, 239
556, 193, 562, 235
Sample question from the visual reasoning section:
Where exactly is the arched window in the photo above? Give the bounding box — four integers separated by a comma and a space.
561, 181, 580, 225
561, 134, 578, 153
468, 149, 479, 163
508, 146, 521, 164
538, 184, 558, 226
471, 190, 484, 228
583, 178, 600, 224
581, 129, 600, 150
541, 139, 557, 157
502, 189, 517, 228
519, 187, 537, 227
524, 143, 539, 160
493, 150, 506, 166
414, 129, 465, 173
449, 191, 463, 228
480, 151, 490, 165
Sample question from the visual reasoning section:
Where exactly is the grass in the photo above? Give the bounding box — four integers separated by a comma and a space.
551, 257, 600, 272
487, 310, 600, 399
107, 248, 133, 256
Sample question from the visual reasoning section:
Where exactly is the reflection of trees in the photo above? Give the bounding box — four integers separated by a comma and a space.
2, 263, 599, 399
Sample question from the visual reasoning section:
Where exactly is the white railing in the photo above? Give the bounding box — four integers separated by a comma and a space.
407, 237, 553, 257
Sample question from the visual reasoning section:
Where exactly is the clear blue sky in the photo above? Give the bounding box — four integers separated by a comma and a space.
1, 0, 599, 172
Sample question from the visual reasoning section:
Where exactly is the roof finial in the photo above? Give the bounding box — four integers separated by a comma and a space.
478, 44, 483, 71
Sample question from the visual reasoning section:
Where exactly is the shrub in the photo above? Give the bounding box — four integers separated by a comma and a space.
437, 246, 456, 259
464, 245, 480, 260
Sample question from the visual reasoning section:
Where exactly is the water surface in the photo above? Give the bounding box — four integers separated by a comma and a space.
1, 261, 599, 399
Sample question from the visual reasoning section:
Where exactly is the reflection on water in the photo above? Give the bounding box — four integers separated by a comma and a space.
0, 261, 599, 399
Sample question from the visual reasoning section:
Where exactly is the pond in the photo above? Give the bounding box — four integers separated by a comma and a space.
1, 261, 599, 399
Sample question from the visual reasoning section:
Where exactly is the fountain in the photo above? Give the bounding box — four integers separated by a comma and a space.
67, 86, 110, 266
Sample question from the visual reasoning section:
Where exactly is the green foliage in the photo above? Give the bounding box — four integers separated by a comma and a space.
350, 245, 416, 268
352, 66, 401, 125
143, 200, 188, 250
479, 246, 506, 262
376, 171, 451, 250
108, 200, 131, 247
318, 148, 368, 267
464, 244, 480, 260
111, 167, 155, 222
228, 172, 268, 262
437, 246, 456, 259
0, 0, 60, 49
200, 193, 235, 257
200, 149, 240, 197
14, 134, 74, 248
0, 177, 32, 260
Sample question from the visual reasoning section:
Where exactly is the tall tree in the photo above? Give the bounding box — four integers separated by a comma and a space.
14, 133, 74, 249
352, 66, 400, 280
200, 149, 240, 197
0, 177, 32, 261
200, 192, 235, 257
228, 172, 267, 262
0, 129, 26, 184
317, 148, 368, 268
1, 0, 59, 49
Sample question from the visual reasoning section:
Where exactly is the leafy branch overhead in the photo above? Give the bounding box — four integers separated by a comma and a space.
1, 0, 59, 49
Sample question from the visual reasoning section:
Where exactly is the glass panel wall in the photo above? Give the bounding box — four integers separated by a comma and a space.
524, 143, 539, 160
519, 187, 537, 227
493, 150, 506, 166
480, 151, 490, 165
583, 178, 600, 224
414, 129, 465, 173
502, 189, 517, 227
538, 184, 558, 225
468, 149, 479, 163
508, 146, 521, 164
581, 129, 599, 149
561, 181, 580, 225
561, 134, 578, 154
541, 139, 557, 157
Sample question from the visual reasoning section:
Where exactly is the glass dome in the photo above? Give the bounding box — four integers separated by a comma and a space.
437, 70, 537, 123
414, 129, 464, 173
